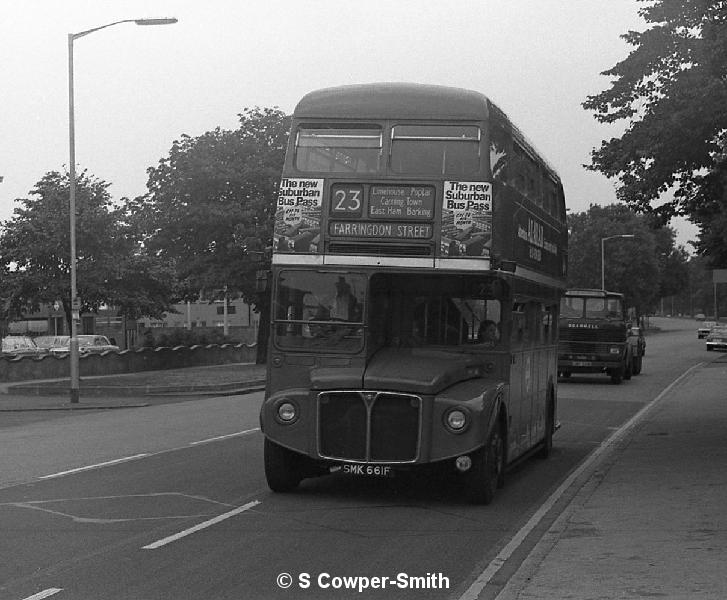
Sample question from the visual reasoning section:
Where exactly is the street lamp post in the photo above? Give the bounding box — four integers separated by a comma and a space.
67, 17, 177, 403
601, 234, 636, 291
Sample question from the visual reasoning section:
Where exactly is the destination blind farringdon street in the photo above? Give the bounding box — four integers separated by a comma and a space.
329, 221, 433, 239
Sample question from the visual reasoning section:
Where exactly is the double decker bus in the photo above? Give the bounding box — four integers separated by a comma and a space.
261, 83, 568, 504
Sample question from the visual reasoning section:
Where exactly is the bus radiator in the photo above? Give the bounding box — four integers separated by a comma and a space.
318, 391, 421, 462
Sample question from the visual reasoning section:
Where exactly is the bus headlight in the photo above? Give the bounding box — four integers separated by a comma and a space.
444, 408, 469, 433
276, 401, 298, 424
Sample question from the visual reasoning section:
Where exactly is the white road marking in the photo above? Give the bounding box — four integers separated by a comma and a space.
189, 428, 260, 445
142, 500, 261, 549
35, 428, 260, 481
39, 454, 150, 479
21, 589, 63, 600
459, 363, 703, 600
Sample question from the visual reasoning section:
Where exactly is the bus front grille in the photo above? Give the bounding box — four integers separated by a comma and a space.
318, 391, 421, 462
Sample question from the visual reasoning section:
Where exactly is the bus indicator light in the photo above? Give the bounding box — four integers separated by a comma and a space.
455, 456, 473, 472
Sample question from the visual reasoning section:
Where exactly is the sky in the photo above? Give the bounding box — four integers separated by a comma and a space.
0, 0, 699, 249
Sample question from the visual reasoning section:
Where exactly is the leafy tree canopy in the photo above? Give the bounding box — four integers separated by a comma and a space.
0, 170, 175, 327
567, 203, 687, 315
584, 0, 727, 263
131, 107, 291, 307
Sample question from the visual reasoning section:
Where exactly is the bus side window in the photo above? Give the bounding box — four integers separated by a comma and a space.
543, 305, 556, 343
522, 302, 536, 346
511, 303, 525, 349
489, 123, 509, 183
532, 303, 545, 345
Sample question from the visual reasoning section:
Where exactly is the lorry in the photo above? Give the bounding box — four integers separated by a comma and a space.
558, 289, 633, 384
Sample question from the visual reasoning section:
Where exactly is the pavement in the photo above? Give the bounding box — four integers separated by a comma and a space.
498, 354, 727, 600
0, 362, 266, 410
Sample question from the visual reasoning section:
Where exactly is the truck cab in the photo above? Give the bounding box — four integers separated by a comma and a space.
557, 289, 632, 384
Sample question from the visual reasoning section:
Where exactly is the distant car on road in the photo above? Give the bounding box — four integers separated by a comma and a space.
706, 326, 727, 351
695, 313, 706, 321
698, 321, 717, 339
1, 335, 47, 358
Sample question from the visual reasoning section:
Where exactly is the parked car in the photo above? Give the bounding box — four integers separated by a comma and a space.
34, 335, 71, 356
706, 326, 727, 351
698, 321, 717, 339
36, 334, 119, 357
1, 335, 47, 358
627, 325, 646, 375
77, 335, 120, 355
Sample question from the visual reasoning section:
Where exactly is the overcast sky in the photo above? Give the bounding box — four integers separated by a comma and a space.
0, 0, 698, 248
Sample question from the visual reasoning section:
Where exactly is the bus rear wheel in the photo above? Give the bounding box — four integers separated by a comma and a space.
264, 438, 303, 492
465, 424, 505, 505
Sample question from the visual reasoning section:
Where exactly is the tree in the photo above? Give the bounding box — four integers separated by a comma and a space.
566, 203, 685, 316
584, 1, 727, 263
0, 170, 175, 330
131, 107, 291, 361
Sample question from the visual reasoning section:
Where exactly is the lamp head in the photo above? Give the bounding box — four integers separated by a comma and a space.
134, 18, 178, 26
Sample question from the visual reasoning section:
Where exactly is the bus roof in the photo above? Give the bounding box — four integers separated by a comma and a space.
293, 82, 491, 121
293, 82, 562, 184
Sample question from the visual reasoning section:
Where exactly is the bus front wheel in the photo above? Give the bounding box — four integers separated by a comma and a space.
264, 438, 303, 492
465, 424, 505, 505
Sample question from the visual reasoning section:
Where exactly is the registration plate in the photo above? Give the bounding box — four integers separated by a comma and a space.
572, 361, 593, 367
337, 464, 393, 477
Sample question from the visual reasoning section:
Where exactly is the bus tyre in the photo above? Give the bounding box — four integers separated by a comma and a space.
264, 438, 303, 492
466, 424, 505, 505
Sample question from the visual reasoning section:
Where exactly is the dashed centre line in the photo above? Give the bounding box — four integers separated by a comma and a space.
39, 454, 150, 479
21, 589, 63, 600
36, 428, 260, 481
189, 428, 260, 445
142, 500, 261, 549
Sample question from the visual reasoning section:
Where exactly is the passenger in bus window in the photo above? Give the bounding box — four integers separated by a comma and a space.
329, 277, 358, 321
478, 320, 500, 346
406, 303, 429, 347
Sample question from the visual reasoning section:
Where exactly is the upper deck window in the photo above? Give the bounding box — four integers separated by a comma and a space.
295, 125, 382, 173
390, 125, 480, 176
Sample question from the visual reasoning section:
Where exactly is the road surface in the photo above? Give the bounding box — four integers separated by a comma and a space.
0, 317, 714, 600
